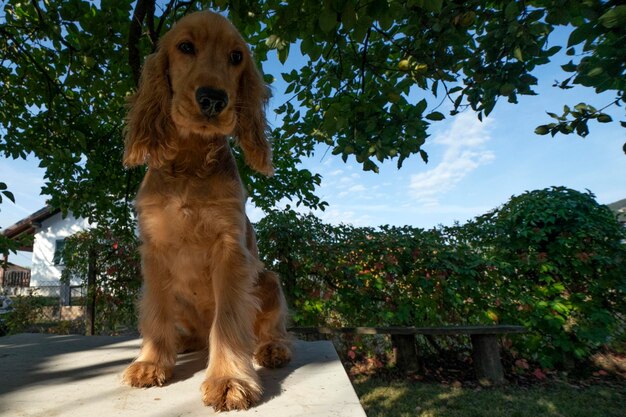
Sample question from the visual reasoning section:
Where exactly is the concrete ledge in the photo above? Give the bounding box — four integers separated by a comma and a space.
0, 333, 366, 416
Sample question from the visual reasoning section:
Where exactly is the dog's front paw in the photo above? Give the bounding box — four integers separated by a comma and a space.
255, 342, 291, 368
122, 361, 171, 387
201, 377, 262, 411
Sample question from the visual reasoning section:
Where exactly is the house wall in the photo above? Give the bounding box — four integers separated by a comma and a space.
30, 212, 93, 286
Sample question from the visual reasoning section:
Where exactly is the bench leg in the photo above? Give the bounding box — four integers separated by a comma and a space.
470, 334, 505, 385
391, 334, 420, 372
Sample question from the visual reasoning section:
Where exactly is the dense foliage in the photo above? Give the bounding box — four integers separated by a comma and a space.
1, 0, 625, 257
466, 187, 626, 366
60, 227, 141, 334
257, 187, 626, 367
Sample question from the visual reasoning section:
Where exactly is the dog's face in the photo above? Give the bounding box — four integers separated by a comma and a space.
164, 13, 248, 137
123, 11, 274, 175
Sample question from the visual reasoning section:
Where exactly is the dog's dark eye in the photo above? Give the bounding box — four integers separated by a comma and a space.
229, 50, 243, 65
178, 41, 195, 55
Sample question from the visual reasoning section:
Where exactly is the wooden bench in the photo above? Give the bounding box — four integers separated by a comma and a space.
289, 325, 526, 384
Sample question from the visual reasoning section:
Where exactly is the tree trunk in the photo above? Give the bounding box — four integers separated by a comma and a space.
85, 247, 97, 336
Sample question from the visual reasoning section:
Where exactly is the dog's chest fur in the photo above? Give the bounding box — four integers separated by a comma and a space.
134, 168, 247, 321
137, 170, 244, 243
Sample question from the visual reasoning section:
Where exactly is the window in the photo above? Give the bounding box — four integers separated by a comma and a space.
53, 239, 66, 266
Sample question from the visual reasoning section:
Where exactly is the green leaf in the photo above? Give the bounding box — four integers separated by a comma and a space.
1, 190, 15, 203
535, 125, 550, 135
277, 43, 290, 64
319, 10, 337, 33
598, 5, 626, 29
362, 159, 379, 173
574, 103, 588, 112
499, 83, 515, 95
587, 67, 603, 77
416, 0, 443, 13
505, 2, 518, 20
300, 36, 322, 61
341, 2, 357, 30
379, 13, 393, 31
415, 99, 427, 115
526, 10, 545, 21
430, 79, 439, 97
425, 111, 445, 121
575, 121, 589, 137
265, 34, 282, 49
546, 46, 562, 56
561, 61, 577, 72
513, 47, 524, 62
567, 24, 591, 47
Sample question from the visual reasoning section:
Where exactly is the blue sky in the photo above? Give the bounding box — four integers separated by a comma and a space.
1, 26, 625, 269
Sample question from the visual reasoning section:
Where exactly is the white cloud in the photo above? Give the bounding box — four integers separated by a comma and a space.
316, 207, 375, 226
349, 184, 366, 192
410, 113, 495, 204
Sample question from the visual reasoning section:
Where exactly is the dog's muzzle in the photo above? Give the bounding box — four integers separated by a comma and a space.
196, 87, 228, 118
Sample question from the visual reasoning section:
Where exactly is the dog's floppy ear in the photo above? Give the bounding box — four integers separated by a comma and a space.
234, 53, 274, 176
123, 48, 177, 168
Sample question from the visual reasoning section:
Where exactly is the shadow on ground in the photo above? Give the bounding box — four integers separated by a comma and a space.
0, 333, 338, 412
0, 333, 139, 396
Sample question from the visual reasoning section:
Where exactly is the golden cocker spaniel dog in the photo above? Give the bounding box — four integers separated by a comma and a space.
121, 11, 291, 411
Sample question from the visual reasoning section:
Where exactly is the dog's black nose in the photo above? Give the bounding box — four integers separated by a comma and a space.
195, 87, 228, 118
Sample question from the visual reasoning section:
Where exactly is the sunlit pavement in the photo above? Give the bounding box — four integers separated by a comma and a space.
0, 334, 366, 416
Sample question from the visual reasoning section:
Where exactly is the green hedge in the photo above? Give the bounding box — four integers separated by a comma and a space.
256, 187, 626, 367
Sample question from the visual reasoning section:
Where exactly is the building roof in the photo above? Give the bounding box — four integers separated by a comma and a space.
2, 206, 61, 251
1, 262, 30, 271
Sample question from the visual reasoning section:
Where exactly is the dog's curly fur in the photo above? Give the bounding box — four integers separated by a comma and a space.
121, 11, 291, 411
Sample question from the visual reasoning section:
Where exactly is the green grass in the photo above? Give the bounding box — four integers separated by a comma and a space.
353, 378, 626, 417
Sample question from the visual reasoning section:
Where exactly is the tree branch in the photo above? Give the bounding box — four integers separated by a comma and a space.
146, 0, 157, 46
156, 0, 192, 38
360, 27, 371, 95
128, 0, 154, 87
29, 0, 46, 24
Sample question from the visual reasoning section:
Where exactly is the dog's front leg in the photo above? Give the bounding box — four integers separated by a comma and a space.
201, 234, 261, 411
123, 249, 178, 387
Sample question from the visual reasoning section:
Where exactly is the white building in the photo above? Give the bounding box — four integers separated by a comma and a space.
2, 206, 92, 299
